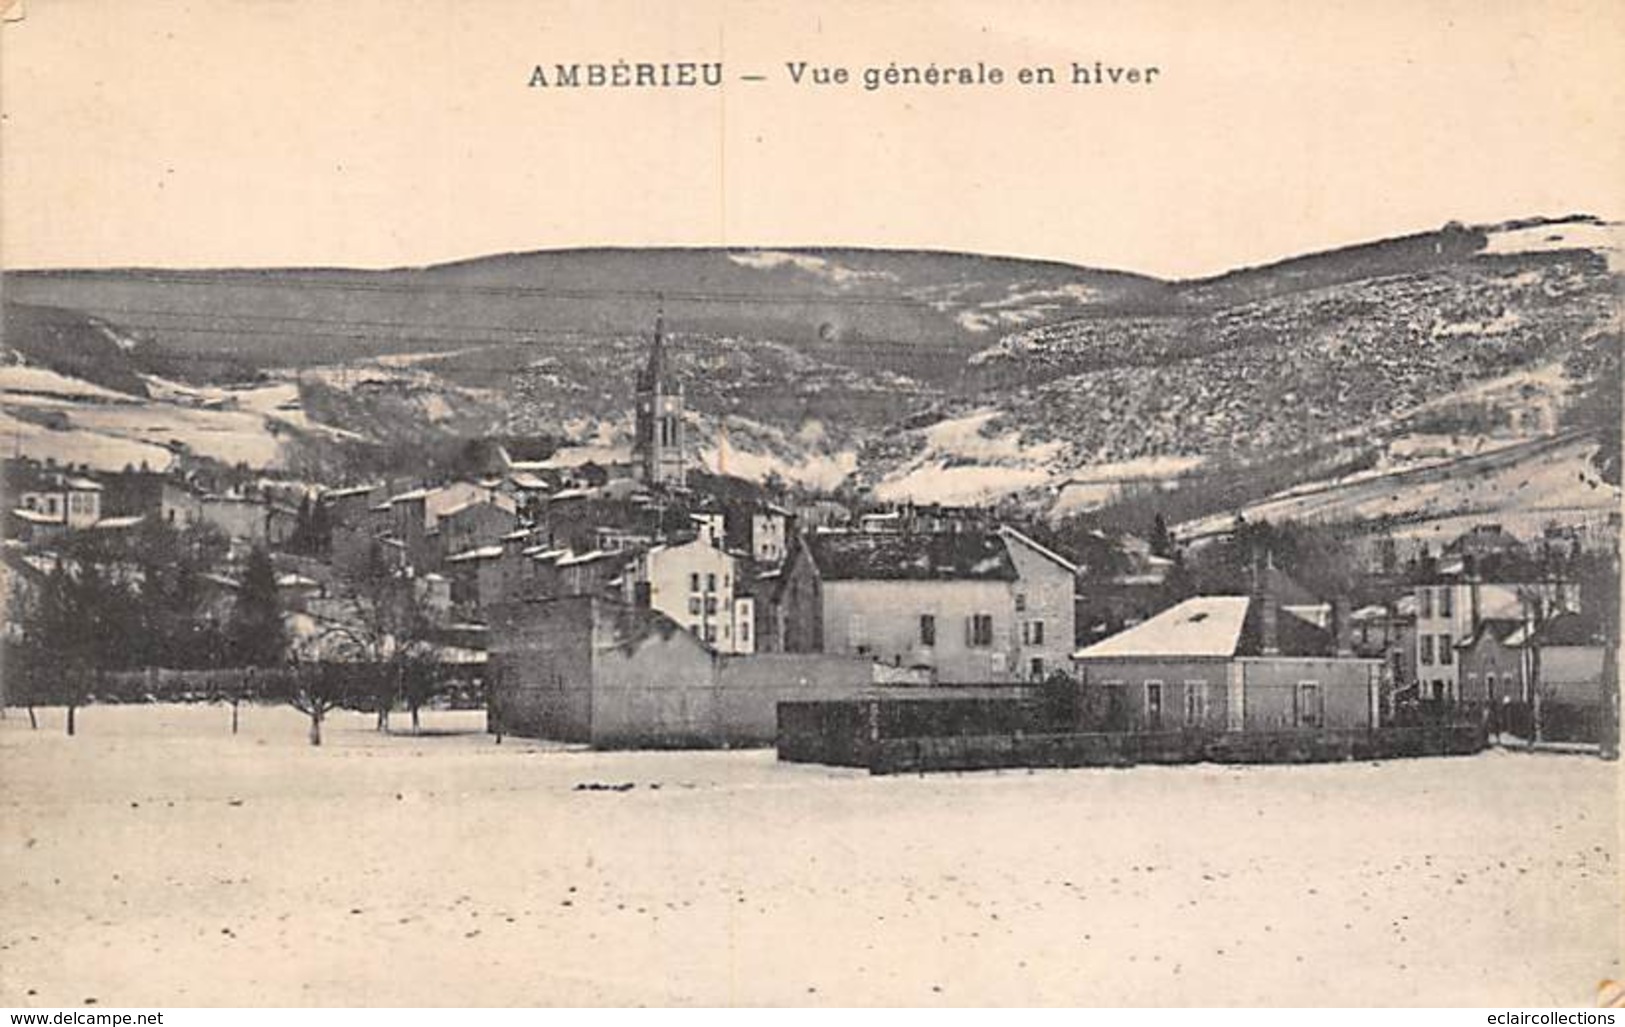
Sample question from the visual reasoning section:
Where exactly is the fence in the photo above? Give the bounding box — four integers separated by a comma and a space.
4, 663, 486, 710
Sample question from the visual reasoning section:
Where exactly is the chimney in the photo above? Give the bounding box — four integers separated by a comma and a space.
1333, 596, 1353, 657
1257, 551, 1279, 656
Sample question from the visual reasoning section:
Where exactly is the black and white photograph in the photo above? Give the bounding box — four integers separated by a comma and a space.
0, 0, 1620, 1012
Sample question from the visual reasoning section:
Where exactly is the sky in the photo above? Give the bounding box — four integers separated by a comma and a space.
2, 0, 1622, 280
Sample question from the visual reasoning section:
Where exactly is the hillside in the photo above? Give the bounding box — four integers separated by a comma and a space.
2, 217, 1619, 535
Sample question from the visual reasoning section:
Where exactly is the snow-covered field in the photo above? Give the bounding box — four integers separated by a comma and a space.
0, 705, 1617, 1007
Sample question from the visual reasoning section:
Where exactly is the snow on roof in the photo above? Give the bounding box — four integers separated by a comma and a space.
11, 508, 63, 524
324, 483, 381, 498
508, 472, 551, 490
389, 487, 432, 503
92, 515, 145, 530
64, 477, 103, 491
550, 488, 591, 501
1073, 596, 1252, 660
276, 573, 320, 587
445, 544, 504, 563
557, 549, 615, 567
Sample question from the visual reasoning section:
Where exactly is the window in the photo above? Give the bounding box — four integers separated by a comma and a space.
1439, 633, 1453, 665
688, 597, 702, 615
690, 573, 701, 593
704, 596, 718, 615
704, 625, 717, 643
1030, 620, 1044, 646
1030, 657, 1045, 680
1145, 681, 1164, 727
967, 614, 994, 647
919, 614, 936, 647
1420, 636, 1435, 665
706, 573, 717, 593
740, 620, 750, 643
1439, 588, 1453, 618
1015, 593, 1027, 612
1420, 589, 1433, 619
1296, 682, 1321, 728
1184, 681, 1208, 725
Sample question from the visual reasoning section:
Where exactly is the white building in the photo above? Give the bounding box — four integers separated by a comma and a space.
1413, 578, 1573, 701
624, 517, 754, 654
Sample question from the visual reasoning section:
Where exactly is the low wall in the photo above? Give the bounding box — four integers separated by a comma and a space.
867, 726, 1487, 775
779, 693, 1489, 773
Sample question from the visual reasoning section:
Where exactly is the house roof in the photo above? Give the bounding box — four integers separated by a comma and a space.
807, 531, 1017, 583
1458, 617, 1524, 649
324, 483, 382, 499
445, 545, 504, 563
999, 526, 1080, 575
1073, 596, 1251, 659
10, 508, 62, 525
1073, 595, 1338, 660
92, 515, 145, 530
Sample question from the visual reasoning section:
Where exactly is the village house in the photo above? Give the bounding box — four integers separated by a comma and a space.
100, 470, 204, 528
1413, 576, 1570, 701
321, 482, 387, 530
1527, 608, 1609, 707
1071, 594, 1381, 733
387, 481, 518, 572
436, 498, 519, 564
1455, 617, 1528, 704
198, 492, 271, 547
1350, 595, 1417, 691
6, 461, 104, 530
800, 526, 1076, 684
622, 514, 754, 654
723, 500, 792, 566
754, 535, 823, 655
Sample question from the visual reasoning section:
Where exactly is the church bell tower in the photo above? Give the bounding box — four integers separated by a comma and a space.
632, 311, 686, 487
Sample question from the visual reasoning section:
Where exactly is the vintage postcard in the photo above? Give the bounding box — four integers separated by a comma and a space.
0, 0, 1620, 1010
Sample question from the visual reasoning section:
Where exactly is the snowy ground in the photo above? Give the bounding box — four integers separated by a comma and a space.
0, 704, 1617, 1007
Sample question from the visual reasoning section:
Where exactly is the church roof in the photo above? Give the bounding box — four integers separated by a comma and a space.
636, 315, 682, 393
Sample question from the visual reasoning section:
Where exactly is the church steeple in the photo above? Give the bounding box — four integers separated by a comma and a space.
632, 304, 685, 487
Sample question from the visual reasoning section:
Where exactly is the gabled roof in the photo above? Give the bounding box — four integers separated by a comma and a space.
999, 526, 1080, 575
1458, 617, 1524, 649
807, 531, 1017, 583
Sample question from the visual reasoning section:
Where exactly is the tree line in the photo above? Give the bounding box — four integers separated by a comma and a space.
3, 520, 466, 744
